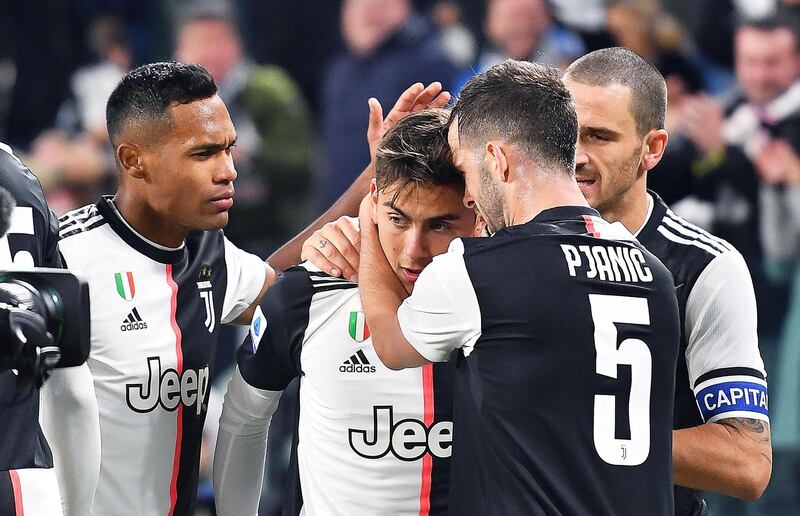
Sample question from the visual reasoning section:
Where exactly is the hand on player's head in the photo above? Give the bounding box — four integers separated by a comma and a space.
367, 82, 451, 162
301, 216, 361, 281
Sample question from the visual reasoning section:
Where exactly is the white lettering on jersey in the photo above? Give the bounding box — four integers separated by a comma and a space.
0, 206, 35, 266
349, 405, 452, 461
125, 356, 209, 415
561, 244, 653, 283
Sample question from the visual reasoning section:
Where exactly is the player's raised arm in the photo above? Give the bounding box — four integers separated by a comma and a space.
266, 82, 450, 278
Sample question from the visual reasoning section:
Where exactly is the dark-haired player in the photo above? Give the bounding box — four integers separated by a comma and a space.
42, 61, 448, 515
359, 60, 681, 515
214, 109, 484, 515
563, 48, 771, 513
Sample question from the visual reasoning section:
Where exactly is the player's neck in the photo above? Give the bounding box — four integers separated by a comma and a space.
506, 175, 590, 226
600, 184, 650, 235
112, 189, 187, 248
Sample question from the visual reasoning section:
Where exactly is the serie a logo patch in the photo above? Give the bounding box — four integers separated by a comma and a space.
348, 311, 370, 342
114, 271, 136, 301
250, 305, 267, 352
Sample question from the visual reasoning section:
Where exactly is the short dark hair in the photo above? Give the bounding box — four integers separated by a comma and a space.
106, 62, 218, 146
565, 47, 667, 136
376, 109, 463, 195
450, 60, 578, 175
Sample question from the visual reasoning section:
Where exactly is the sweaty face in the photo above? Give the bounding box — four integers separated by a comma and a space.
373, 182, 477, 294
140, 95, 238, 234
447, 119, 507, 234
566, 80, 644, 220
735, 27, 800, 106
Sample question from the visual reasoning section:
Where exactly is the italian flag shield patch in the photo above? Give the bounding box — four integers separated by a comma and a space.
115, 271, 136, 301
348, 311, 370, 342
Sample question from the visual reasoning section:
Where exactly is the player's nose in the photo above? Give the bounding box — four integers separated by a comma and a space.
575, 146, 589, 171
216, 155, 237, 183
403, 228, 429, 261
463, 188, 476, 210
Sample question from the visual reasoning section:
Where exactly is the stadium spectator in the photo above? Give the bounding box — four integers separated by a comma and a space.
319, 0, 459, 206
23, 16, 132, 216
667, 17, 800, 341
431, 0, 477, 68
175, 1, 315, 256
452, 0, 584, 93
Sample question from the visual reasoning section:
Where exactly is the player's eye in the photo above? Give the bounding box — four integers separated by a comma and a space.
430, 221, 451, 232
388, 214, 406, 226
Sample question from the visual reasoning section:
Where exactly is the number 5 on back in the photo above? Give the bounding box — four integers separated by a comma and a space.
589, 294, 652, 466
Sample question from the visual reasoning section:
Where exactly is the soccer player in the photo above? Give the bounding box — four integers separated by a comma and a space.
563, 48, 771, 512
213, 109, 484, 515
0, 143, 64, 515
42, 61, 448, 516
358, 60, 681, 515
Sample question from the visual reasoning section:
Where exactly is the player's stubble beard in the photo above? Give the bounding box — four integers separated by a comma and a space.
476, 160, 507, 234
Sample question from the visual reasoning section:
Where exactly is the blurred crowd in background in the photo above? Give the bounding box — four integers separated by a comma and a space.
3, 0, 800, 514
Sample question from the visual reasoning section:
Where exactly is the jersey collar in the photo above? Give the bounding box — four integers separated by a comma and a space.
96, 196, 186, 264
635, 190, 669, 243
531, 205, 602, 223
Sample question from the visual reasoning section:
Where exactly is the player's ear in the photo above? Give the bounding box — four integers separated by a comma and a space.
116, 143, 146, 180
485, 141, 509, 182
370, 178, 379, 225
641, 129, 668, 173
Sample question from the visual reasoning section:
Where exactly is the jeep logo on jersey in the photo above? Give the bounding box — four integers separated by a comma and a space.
114, 271, 136, 301
349, 406, 452, 461
126, 356, 210, 416
348, 311, 370, 342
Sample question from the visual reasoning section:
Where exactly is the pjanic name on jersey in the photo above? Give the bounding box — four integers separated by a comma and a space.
560, 244, 653, 283
349, 405, 452, 461
126, 356, 209, 416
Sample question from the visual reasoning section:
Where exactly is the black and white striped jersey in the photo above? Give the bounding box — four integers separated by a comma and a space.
637, 192, 767, 515
57, 196, 266, 515
237, 263, 453, 516
397, 206, 681, 516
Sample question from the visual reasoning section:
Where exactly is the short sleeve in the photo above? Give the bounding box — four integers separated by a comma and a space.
221, 237, 268, 324
43, 206, 63, 268
236, 266, 314, 391
397, 239, 482, 362
685, 250, 768, 423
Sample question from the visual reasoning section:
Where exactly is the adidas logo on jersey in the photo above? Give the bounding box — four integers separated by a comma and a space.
340, 350, 376, 373
120, 307, 148, 331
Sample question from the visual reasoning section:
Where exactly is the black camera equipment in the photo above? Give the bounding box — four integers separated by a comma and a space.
0, 187, 90, 386
0, 270, 90, 386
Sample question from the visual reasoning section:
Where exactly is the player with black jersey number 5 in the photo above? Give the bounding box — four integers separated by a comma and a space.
358, 60, 682, 515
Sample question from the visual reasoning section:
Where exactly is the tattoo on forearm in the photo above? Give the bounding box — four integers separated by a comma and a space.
717, 418, 772, 463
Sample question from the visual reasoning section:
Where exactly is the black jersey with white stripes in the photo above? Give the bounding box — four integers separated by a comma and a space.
637, 192, 767, 516
0, 143, 62, 472
398, 206, 681, 516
